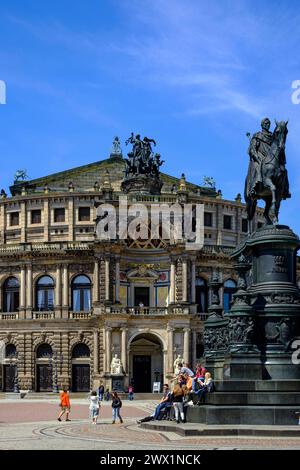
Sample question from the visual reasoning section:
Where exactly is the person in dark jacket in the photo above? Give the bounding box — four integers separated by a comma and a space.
111, 391, 123, 424
97, 383, 105, 401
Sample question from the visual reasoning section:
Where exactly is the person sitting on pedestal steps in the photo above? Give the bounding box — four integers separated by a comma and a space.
192, 372, 214, 405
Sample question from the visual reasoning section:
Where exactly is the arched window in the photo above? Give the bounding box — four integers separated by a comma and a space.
36, 276, 54, 311
223, 279, 237, 312
72, 275, 91, 312
5, 344, 17, 358
195, 277, 208, 313
72, 343, 90, 358
36, 343, 53, 358
3, 277, 19, 312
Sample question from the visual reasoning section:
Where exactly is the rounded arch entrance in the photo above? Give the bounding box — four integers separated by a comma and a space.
129, 332, 164, 393
35, 343, 53, 392
71, 343, 91, 392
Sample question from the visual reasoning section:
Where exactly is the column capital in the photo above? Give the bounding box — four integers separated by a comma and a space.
167, 326, 175, 333
120, 326, 128, 332
183, 327, 191, 333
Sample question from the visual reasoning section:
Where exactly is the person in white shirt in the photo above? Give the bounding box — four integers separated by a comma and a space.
89, 391, 100, 424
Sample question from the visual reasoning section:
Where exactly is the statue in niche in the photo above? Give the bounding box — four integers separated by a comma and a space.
173, 354, 183, 375
110, 354, 123, 375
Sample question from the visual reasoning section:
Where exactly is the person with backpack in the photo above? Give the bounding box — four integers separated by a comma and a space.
111, 391, 123, 424
89, 390, 100, 425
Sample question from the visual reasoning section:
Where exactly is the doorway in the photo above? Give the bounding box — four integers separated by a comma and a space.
72, 364, 90, 392
37, 364, 52, 392
129, 333, 163, 392
132, 355, 151, 392
3, 365, 16, 392
134, 286, 150, 306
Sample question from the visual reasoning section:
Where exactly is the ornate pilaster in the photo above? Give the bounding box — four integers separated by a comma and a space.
105, 327, 112, 373
115, 256, 120, 304
26, 264, 33, 318
169, 256, 176, 304
55, 264, 62, 317
105, 256, 110, 304
121, 327, 128, 373
62, 264, 69, 318
167, 326, 174, 374
182, 258, 188, 302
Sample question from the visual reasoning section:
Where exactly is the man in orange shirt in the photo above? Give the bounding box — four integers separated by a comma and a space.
58, 388, 71, 422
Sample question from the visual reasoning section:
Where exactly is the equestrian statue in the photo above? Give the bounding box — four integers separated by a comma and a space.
244, 117, 290, 226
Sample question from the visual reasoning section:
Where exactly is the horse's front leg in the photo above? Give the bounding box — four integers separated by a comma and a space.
264, 177, 278, 224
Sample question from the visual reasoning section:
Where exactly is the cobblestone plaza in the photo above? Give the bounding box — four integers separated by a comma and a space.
1, 397, 300, 450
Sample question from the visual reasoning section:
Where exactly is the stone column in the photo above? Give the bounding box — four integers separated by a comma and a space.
20, 201, 26, 244
191, 258, 196, 304
20, 265, 26, 310
170, 258, 176, 304
43, 199, 49, 242
167, 326, 174, 373
93, 330, 99, 376
105, 257, 110, 303
105, 327, 112, 372
183, 328, 190, 364
55, 265, 62, 312
192, 330, 197, 369
62, 264, 69, 318
68, 198, 74, 242
121, 327, 127, 373
26, 265, 33, 317
182, 258, 188, 302
93, 259, 99, 303
115, 257, 120, 303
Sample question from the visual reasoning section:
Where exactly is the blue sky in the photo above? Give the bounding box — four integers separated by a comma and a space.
0, 0, 300, 230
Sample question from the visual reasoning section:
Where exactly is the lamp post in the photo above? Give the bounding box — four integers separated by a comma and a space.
49, 352, 63, 393
13, 352, 24, 393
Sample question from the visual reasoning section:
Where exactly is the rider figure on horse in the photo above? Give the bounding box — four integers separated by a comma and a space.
247, 117, 273, 197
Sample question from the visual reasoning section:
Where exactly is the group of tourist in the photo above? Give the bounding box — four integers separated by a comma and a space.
57, 387, 123, 425
137, 362, 214, 425
57, 363, 213, 426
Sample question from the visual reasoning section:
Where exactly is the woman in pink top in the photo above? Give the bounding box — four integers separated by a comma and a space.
195, 364, 206, 381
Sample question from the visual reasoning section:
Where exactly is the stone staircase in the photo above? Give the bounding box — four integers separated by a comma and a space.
187, 380, 300, 425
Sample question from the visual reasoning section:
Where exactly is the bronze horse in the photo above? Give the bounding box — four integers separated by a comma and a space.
244, 121, 290, 226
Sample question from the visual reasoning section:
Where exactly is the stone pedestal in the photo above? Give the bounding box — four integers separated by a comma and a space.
111, 375, 125, 392
201, 225, 300, 425
226, 225, 300, 380
121, 174, 163, 195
